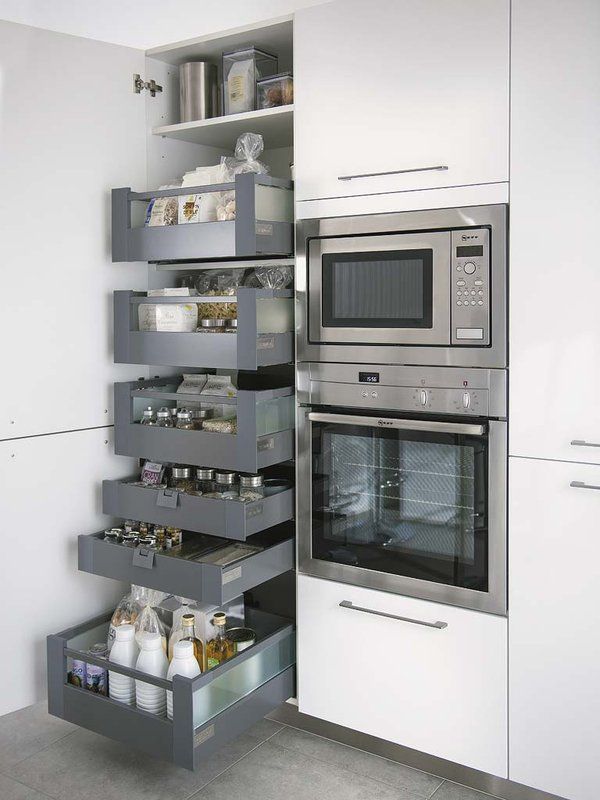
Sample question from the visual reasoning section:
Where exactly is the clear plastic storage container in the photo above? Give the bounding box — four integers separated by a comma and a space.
222, 47, 278, 115
256, 72, 293, 109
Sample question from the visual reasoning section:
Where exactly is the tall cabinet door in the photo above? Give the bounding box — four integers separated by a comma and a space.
510, 0, 600, 463
509, 457, 600, 800
294, 0, 509, 203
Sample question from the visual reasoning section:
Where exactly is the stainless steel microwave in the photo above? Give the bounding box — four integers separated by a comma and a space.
296, 205, 507, 368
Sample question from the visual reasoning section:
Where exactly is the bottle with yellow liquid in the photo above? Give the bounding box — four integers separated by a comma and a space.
206, 612, 235, 669
179, 613, 204, 672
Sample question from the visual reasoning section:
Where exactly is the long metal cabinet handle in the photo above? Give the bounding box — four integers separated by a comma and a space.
571, 440, 600, 448
339, 600, 448, 629
308, 411, 484, 437
338, 165, 449, 181
570, 480, 600, 491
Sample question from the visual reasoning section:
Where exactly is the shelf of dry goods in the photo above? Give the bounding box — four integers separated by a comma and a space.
78, 525, 294, 606
103, 477, 293, 540
114, 378, 294, 472
112, 173, 293, 263
114, 290, 294, 370
47, 606, 294, 770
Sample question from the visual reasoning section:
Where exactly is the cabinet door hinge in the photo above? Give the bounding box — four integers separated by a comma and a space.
133, 73, 163, 97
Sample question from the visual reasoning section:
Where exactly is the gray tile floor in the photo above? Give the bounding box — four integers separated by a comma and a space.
0, 702, 500, 800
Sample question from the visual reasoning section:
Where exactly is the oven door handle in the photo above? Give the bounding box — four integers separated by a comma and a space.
307, 412, 485, 437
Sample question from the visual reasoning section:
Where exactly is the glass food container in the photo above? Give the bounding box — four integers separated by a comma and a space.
193, 408, 213, 430
196, 467, 215, 494
170, 466, 196, 493
215, 471, 239, 497
239, 474, 265, 501
222, 47, 278, 115
156, 407, 174, 427
256, 72, 294, 109
176, 408, 195, 430
198, 318, 228, 333
140, 406, 156, 425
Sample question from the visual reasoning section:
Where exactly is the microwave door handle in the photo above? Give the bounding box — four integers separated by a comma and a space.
307, 412, 485, 437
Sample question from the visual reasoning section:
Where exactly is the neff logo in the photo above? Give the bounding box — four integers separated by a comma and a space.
378, 419, 393, 426
461, 234, 479, 241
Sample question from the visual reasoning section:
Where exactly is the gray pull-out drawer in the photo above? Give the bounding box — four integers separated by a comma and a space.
78, 527, 295, 605
114, 379, 295, 472
114, 289, 294, 371
103, 479, 294, 541
47, 608, 295, 770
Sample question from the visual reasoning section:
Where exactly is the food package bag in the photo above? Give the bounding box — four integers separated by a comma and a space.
179, 163, 227, 224
145, 182, 181, 227
138, 303, 198, 332
107, 587, 143, 652
200, 373, 237, 421
218, 133, 269, 220
132, 586, 169, 653
177, 373, 208, 394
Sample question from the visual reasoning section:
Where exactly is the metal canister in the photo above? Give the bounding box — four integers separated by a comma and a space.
179, 61, 219, 122
121, 532, 138, 547
226, 627, 257, 653
85, 644, 108, 695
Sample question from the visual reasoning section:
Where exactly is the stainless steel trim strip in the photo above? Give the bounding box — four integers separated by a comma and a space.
307, 412, 485, 436
338, 166, 449, 181
339, 600, 448, 629
570, 480, 600, 491
571, 439, 600, 448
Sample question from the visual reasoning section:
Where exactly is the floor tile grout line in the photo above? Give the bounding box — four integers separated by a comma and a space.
269, 722, 444, 799
183, 724, 286, 800
0, 767, 57, 800
1, 727, 79, 773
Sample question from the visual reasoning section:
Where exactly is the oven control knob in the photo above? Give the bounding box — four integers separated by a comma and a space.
463, 262, 476, 275
420, 389, 429, 406
462, 392, 471, 409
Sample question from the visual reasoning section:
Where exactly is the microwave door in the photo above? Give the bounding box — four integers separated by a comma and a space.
308, 231, 451, 345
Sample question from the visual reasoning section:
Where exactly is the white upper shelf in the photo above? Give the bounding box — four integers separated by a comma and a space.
152, 105, 293, 150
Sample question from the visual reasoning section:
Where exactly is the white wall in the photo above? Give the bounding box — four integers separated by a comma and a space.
0, 0, 329, 50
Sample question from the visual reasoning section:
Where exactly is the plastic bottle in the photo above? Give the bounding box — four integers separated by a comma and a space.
135, 632, 168, 716
166, 640, 201, 720
108, 624, 139, 706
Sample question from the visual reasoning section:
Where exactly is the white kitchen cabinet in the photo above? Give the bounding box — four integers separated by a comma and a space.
509, 456, 600, 800
297, 574, 508, 777
294, 0, 509, 205
509, 0, 600, 463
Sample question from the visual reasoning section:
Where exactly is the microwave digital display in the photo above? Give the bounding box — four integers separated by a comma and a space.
456, 245, 484, 258
359, 372, 380, 383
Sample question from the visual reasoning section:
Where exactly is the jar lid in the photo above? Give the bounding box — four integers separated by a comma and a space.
226, 318, 238, 328
122, 532, 138, 542
215, 471, 237, 484
156, 407, 171, 418
239, 474, 263, 488
196, 468, 215, 480
257, 71, 293, 84
195, 408, 213, 419
200, 318, 227, 327
172, 466, 192, 478
89, 643, 108, 656
138, 536, 155, 546
142, 407, 154, 416
213, 612, 227, 626
182, 613, 195, 623
177, 408, 193, 420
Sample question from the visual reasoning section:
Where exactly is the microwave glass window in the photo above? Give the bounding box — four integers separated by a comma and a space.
321, 249, 433, 328
311, 418, 488, 592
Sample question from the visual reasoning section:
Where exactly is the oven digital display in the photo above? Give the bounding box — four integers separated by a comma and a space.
359, 372, 380, 383
456, 245, 484, 257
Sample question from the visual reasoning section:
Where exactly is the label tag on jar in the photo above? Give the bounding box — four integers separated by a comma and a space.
222, 566, 242, 585
256, 222, 273, 236
257, 336, 275, 350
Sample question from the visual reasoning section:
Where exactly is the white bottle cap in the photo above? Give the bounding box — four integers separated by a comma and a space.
173, 640, 194, 659
115, 624, 135, 641
140, 632, 162, 650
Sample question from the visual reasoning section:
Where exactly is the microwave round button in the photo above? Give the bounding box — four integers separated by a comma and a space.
463, 262, 476, 275
456, 279, 466, 286
471, 301, 477, 306
457, 301, 462, 306
456, 265, 463, 271
371, 391, 378, 398
471, 290, 476, 296
361, 391, 368, 398
474, 279, 484, 285
457, 291, 462, 296
478, 300, 484, 305
478, 290, 484, 296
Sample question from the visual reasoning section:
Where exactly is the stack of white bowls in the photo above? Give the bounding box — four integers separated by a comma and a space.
166, 640, 202, 720
108, 624, 139, 706
135, 631, 169, 716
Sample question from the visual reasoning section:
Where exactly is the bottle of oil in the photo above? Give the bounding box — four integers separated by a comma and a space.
180, 613, 204, 672
206, 612, 235, 669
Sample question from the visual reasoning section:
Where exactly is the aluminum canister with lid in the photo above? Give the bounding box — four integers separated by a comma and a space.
239, 474, 265, 500
179, 61, 218, 122
170, 465, 196, 493
215, 471, 238, 486
199, 318, 228, 333
226, 627, 257, 653
193, 407, 213, 429
121, 532, 139, 547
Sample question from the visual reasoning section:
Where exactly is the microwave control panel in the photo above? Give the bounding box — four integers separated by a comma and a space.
451, 228, 490, 346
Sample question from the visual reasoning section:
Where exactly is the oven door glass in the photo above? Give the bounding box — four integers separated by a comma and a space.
310, 416, 489, 593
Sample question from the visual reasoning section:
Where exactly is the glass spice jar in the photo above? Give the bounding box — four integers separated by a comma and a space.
140, 406, 156, 425
195, 467, 215, 494
170, 466, 196, 493
193, 407, 213, 430
239, 474, 265, 501
156, 407, 174, 427
166, 526, 182, 546
198, 318, 228, 333
154, 526, 166, 550
176, 408, 195, 430
215, 471, 239, 499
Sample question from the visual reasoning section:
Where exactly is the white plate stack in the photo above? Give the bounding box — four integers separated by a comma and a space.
108, 624, 139, 706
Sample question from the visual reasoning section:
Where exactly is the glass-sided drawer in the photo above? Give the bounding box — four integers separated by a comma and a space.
47, 608, 295, 770
114, 378, 295, 472
78, 525, 295, 605
103, 478, 294, 541
114, 289, 294, 371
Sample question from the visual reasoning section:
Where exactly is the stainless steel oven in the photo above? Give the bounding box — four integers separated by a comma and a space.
296, 204, 507, 368
297, 363, 507, 615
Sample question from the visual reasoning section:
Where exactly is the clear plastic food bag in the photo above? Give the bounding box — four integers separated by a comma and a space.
132, 586, 169, 653
218, 133, 269, 220
107, 587, 143, 652
255, 265, 294, 289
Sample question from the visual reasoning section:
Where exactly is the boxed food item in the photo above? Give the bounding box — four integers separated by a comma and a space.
138, 303, 198, 332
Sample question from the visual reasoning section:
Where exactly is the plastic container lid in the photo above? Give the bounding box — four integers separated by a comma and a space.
172, 466, 192, 478
173, 640, 195, 659
257, 71, 293, 85
115, 624, 135, 641
240, 474, 263, 488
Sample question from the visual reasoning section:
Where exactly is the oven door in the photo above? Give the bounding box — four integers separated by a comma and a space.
308, 232, 451, 345
297, 409, 507, 615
